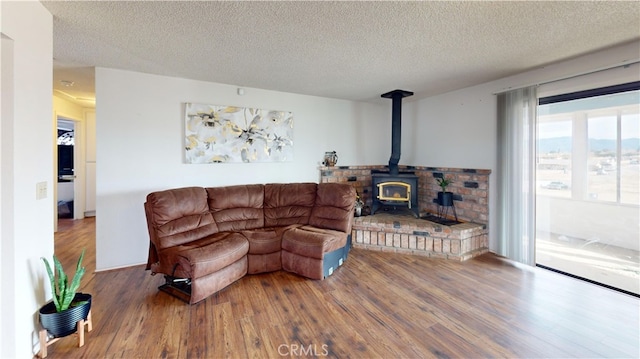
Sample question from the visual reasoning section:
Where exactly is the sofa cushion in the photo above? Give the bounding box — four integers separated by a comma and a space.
164, 232, 249, 279
146, 187, 218, 249
281, 225, 348, 259
281, 251, 323, 280
190, 256, 248, 304
241, 228, 286, 254
207, 184, 264, 231
309, 183, 355, 233
264, 183, 317, 227
247, 252, 281, 274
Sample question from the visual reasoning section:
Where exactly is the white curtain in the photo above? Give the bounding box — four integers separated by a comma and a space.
496, 86, 537, 265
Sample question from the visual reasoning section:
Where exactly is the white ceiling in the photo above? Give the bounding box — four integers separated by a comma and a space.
43, 1, 640, 107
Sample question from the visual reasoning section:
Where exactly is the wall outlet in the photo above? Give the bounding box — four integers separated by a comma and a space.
36, 181, 47, 200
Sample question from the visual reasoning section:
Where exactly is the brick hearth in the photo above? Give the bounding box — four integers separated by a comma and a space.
351, 213, 488, 261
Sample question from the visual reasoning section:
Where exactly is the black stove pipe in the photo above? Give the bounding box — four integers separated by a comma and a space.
381, 89, 413, 175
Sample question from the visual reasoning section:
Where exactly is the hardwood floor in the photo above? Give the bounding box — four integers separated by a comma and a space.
49, 218, 639, 358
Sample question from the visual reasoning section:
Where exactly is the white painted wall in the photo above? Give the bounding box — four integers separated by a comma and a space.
0, 29, 12, 359
404, 41, 640, 253
85, 110, 96, 216
94, 68, 389, 270
0, 2, 53, 357
53, 95, 85, 120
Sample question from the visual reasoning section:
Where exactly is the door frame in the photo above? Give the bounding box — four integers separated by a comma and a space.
54, 114, 86, 231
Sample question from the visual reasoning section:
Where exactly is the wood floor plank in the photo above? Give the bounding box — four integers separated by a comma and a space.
45, 218, 640, 358
238, 316, 268, 358
256, 324, 289, 358
212, 301, 245, 359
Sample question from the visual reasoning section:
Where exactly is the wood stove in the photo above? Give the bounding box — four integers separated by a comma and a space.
371, 89, 419, 217
371, 172, 419, 217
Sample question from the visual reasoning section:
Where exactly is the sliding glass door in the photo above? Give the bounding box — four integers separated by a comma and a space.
535, 83, 640, 296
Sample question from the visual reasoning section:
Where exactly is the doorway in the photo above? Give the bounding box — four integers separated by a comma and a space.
57, 119, 75, 220
55, 114, 90, 233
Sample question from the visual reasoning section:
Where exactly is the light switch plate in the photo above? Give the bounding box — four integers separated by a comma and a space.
36, 181, 47, 200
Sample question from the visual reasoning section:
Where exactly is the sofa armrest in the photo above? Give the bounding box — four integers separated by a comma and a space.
309, 183, 356, 233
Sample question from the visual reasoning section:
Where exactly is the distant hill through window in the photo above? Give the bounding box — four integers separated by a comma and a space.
538, 137, 640, 153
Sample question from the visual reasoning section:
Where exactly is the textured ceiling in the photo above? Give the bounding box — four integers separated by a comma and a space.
43, 1, 640, 107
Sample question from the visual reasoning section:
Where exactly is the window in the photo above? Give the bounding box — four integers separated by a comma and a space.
536, 82, 639, 296
538, 83, 640, 205
537, 117, 572, 199
621, 113, 640, 205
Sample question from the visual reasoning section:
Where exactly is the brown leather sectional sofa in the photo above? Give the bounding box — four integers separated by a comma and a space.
144, 182, 356, 304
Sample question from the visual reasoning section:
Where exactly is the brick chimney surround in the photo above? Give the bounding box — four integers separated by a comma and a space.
320, 165, 490, 261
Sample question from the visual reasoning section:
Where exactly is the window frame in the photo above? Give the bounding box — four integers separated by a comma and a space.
537, 81, 640, 205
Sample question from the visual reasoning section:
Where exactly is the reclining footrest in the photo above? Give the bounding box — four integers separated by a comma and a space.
158, 275, 192, 303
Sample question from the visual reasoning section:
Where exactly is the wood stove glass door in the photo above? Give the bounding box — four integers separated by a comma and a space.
377, 181, 411, 204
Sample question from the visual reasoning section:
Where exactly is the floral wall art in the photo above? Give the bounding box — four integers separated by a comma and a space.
184, 102, 294, 163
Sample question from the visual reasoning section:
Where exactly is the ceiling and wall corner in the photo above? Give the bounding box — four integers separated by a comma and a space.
42, 1, 640, 105
52, 65, 95, 108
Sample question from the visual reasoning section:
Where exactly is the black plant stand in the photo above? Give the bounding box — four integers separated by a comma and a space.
437, 193, 458, 222
437, 203, 458, 222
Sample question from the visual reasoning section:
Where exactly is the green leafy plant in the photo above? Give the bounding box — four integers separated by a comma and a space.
41, 249, 86, 312
436, 177, 453, 193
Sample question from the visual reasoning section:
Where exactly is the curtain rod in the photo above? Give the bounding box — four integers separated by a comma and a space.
493, 60, 640, 95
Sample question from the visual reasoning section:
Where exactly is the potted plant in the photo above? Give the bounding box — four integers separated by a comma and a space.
39, 249, 91, 338
436, 177, 454, 207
